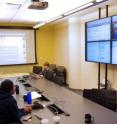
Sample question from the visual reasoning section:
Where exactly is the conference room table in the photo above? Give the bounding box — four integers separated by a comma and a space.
7, 77, 117, 124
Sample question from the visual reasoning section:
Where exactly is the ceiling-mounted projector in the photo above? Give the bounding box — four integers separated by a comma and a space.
28, 0, 48, 10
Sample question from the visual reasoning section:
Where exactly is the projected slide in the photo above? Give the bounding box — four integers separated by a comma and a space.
87, 42, 110, 63
87, 18, 111, 41
0, 46, 25, 65
112, 41, 117, 64
0, 29, 36, 65
112, 16, 117, 40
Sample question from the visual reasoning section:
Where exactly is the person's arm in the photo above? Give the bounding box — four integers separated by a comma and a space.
8, 97, 25, 120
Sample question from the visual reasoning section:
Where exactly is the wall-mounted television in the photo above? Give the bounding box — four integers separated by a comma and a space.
86, 17, 111, 42
112, 16, 117, 64
87, 41, 110, 63
85, 15, 117, 64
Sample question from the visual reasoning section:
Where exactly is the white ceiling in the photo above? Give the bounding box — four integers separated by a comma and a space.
0, 0, 116, 27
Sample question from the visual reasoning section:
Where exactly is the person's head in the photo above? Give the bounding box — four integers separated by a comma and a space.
0, 80, 15, 94
43, 62, 50, 69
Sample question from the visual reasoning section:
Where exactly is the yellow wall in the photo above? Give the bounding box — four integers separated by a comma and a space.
53, 19, 82, 89
36, 25, 55, 66
0, 23, 33, 27
0, 65, 33, 75
0, 25, 55, 75
54, 22, 69, 66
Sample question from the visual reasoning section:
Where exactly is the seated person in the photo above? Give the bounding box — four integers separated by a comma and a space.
40, 62, 55, 81
0, 80, 32, 124
43, 61, 50, 70
40, 62, 50, 77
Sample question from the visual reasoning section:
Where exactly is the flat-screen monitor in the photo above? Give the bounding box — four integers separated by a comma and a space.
112, 16, 117, 64
85, 17, 111, 64
112, 16, 117, 40
86, 17, 111, 41
112, 41, 117, 64
87, 41, 110, 63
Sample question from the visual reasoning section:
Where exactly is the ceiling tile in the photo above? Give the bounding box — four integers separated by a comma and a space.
0, 4, 20, 22
0, 0, 110, 25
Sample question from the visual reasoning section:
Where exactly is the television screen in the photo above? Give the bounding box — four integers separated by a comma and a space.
86, 17, 111, 64
112, 16, 117, 40
87, 42, 110, 63
112, 16, 117, 64
86, 17, 111, 41
112, 41, 117, 64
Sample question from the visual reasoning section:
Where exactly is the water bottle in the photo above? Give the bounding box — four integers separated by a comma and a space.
53, 116, 60, 124
26, 92, 32, 104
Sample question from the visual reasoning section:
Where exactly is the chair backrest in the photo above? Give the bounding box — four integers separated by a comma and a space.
44, 69, 54, 81
33, 66, 42, 74
55, 66, 66, 76
49, 64, 56, 71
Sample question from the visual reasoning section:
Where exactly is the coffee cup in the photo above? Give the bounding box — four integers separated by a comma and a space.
85, 114, 94, 123
53, 116, 60, 124
41, 119, 48, 124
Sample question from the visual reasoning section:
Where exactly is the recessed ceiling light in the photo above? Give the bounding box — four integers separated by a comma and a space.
96, 0, 104, 2
33, 22, 46, 29
46, 15, 64, 23
64, 2, 94, 16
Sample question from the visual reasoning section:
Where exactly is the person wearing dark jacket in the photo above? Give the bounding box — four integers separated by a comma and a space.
0, 79, 31, 124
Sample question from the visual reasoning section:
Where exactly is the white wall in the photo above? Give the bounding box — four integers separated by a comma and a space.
68, 18, 82, 89
80, 21, 98, 89
54, 4, 117, 90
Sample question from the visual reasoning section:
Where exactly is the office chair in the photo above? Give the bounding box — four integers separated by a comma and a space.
33, 66, 42, 74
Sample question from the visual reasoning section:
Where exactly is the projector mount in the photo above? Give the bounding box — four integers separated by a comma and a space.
28, 0, 48, 10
